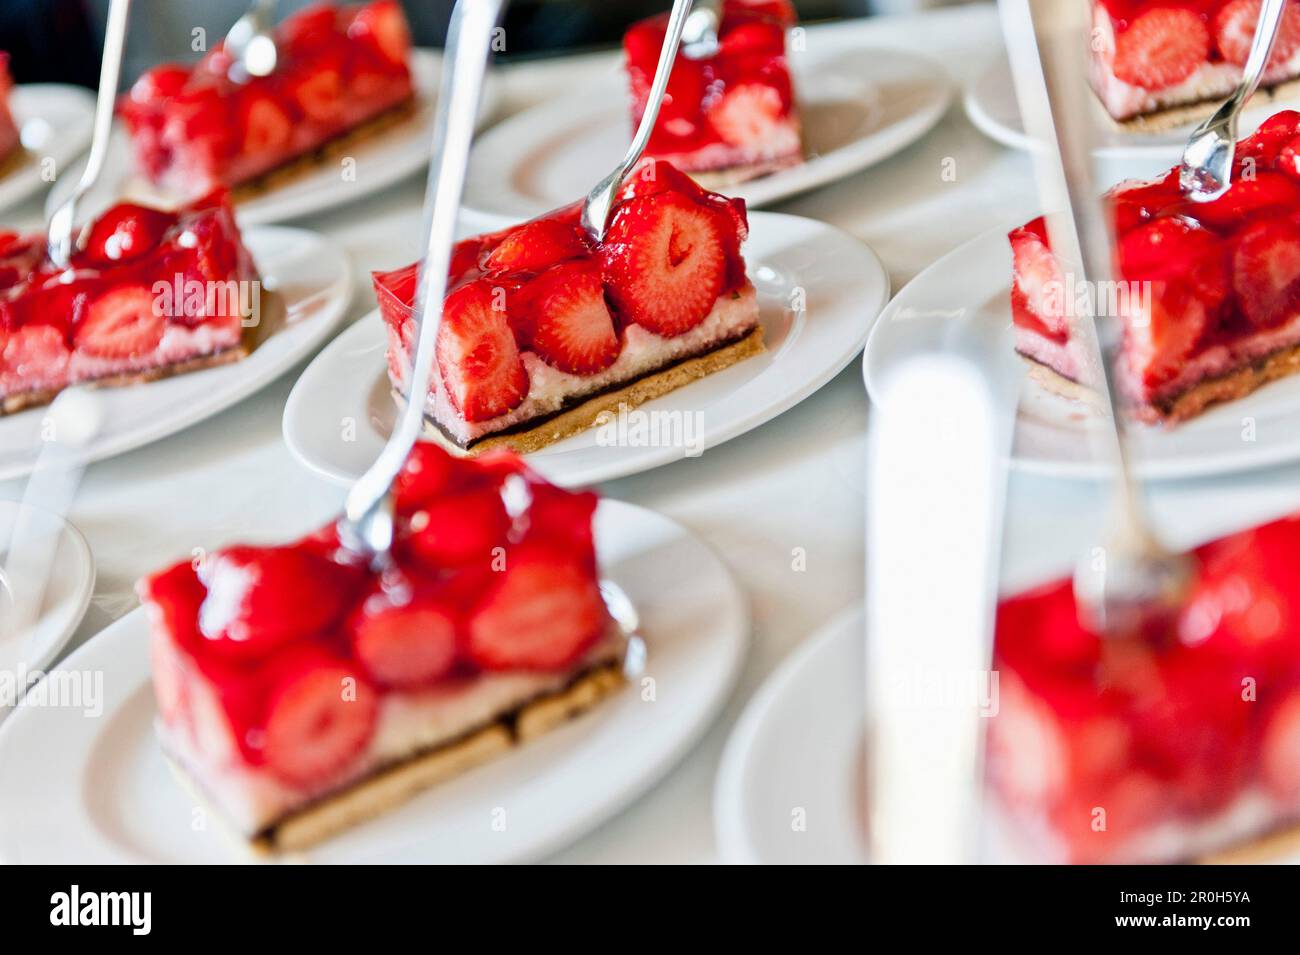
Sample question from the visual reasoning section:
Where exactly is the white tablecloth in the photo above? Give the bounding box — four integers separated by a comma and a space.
8, 2, 1300, 864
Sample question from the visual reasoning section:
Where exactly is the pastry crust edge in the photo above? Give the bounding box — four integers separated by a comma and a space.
1019, 340, 1300, 425
1108, 76, 1300, 133
406, 323, 766, 457
0, 291, 286, 416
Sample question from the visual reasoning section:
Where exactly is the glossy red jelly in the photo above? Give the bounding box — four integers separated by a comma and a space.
137, 443, 608, 789
372, 160, 750, 429
623, 0, 801, 179
1010, 109, 1300, 421
0, 190, 256, 407
119, 1, 413, 197
990, 513, 1300, 863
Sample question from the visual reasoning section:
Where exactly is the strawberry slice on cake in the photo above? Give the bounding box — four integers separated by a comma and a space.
119, 1, 414, 199
137, 442, 628, 852
1010, 109, 1300, 424
1090, 0, 1300, 126
623, 0, 801, 186
989, 512, 1300, 863
0, 190, 259, 414
372, 159, 763, 454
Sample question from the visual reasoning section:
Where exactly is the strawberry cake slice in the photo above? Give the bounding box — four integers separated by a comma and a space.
0, 190, 259, 414
119, 1, 414, 199
0, 54, 22, 172
990, 512, 1300, 863
623, 0, 801, 186
372, 160, 763, 454
138, 442, 629, 852
1010, 109, 1300, 424
1091, 0, 1300, 127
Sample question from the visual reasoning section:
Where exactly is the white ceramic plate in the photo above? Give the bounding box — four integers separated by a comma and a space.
965, 55, 1300, 163
283, 212, 889, 488
45, 50, 499, 226
714, 604, 868, 864
0, 84, 96, 212
0, 500, 749, 864
863, 225, 1300, 480
0, 501, 94, 685
460, 47, 951, 226
0, 226, 352, 481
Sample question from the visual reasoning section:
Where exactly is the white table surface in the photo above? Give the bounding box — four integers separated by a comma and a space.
8, 2, 1300, 864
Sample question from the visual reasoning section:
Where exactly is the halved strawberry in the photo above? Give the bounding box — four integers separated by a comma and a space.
138, 561, 207, 650
720, 21, 786, 57
1118, 216, 1229, 306
1215, 0, 1300, 67
1232, 217, 1300, 326
76, 286, 165, 359
1110, 170, 1182, 234
1186, 171, 1300, 231
1240, 109, 1300, 165
138, 562, 207, 725
465, 544, 608, 671
1112, 8, 1210, 90
0, 324, 69, 379
406, 487, 510, 568
520, 260, 621, 374
348, 582, 459, 688
524, 485, 598, 557
348, 0, 411, 68
481, 218, 590, 275
601, 191, 727, 336
707, 83, 788, 148
127, 64, 190, 106
196, 545, 356, 660
393, 442, 456, 512
239, 91, 293, 154
1123, 280, 1211, 387
1261, 690, 1300, 803
82, 203, 175, 266
261, 647, 377, 787
1009, 219, 1069, 339
285, 67, 344, 124
282, 3, 340, 54
435, 279, 529, 422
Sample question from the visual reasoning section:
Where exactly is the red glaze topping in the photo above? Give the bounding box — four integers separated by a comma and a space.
137, 443, 609, 786
118, 2, 412, 191
1097, 1, 1300, 91
371, 160, 750, 423
990, 513, 1300, 862
0, 190, 253, 384
624, 0, 797, 165
1011, 109, 1300, 391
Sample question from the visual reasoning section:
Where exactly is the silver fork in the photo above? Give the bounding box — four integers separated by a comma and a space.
1006, 0, 1195, 638
224, 0, 280, 80
337, 0, 504, 565
1180, 0, 1287, 201
45, 0, 131, 270
681, 0, 724, 61
580, 0, 696, 242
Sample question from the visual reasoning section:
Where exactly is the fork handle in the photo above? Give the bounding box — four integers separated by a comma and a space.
344, 0, 504, 525
1236, 0, 1289, 107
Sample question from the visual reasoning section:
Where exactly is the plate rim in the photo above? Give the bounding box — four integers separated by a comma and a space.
0, 498, 751, 864
0, 500, 96, 678
459, 45, 953, 227
0, 83, 96, 212
283, 210, 890, 487
713, 602, 865, 865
